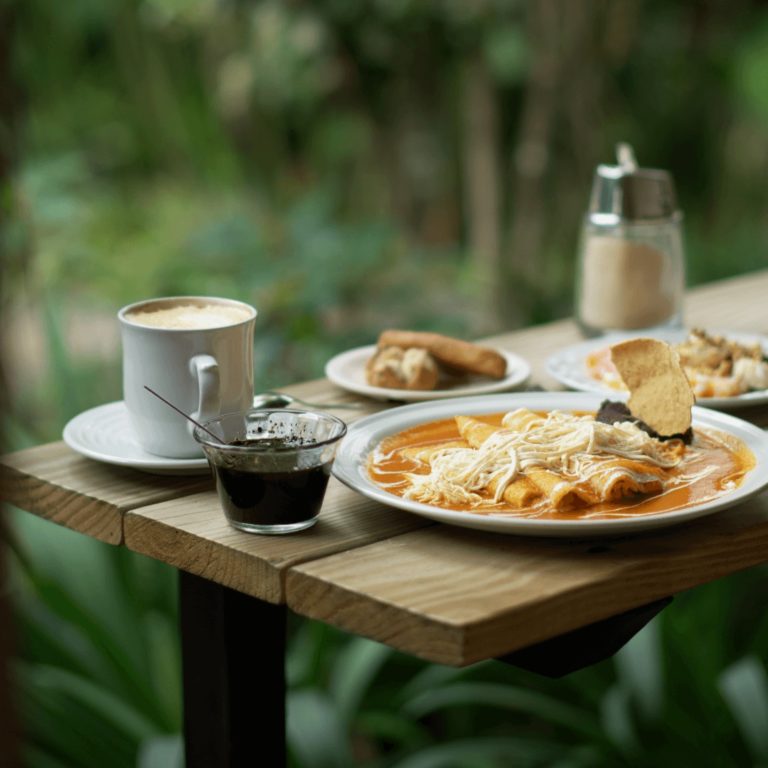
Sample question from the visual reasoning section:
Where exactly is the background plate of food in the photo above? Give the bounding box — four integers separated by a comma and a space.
325, 330, 531, 401
546, 329, 768, 409
332, 391, 768, 537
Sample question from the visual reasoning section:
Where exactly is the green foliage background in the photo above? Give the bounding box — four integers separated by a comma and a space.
3, 1, 768, 766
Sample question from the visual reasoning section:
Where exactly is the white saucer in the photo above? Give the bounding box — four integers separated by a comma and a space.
63, 401, 210, 475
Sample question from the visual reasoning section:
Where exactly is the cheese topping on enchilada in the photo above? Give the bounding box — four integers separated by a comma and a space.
367, 409, 753, 521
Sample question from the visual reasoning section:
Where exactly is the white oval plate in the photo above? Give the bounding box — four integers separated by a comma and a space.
332, 392, 768, 537
63, 401, 210, 475
546, 329, 768, 409
325, 345, 531, 402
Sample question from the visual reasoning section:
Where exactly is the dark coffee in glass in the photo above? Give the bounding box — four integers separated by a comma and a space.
194, 410, 347, 535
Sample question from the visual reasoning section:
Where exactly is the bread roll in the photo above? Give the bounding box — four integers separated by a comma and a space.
377, 330, 506, 379
365, 346, 440, 390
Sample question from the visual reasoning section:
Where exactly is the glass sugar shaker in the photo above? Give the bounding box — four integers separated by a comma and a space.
575, 143, 686, 337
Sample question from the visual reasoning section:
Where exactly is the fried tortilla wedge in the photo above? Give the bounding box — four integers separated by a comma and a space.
610, 337, 695, 437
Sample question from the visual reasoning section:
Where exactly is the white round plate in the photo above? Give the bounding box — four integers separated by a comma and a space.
546, 329, 768, 409
63, 401, 209, 475
325, 345, 530, 402
332, 391, 768, 537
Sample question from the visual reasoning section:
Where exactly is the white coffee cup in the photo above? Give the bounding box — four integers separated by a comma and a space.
118, 296, 257, 458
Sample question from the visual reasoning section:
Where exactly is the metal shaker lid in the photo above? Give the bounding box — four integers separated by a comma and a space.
588, 143, 680, 224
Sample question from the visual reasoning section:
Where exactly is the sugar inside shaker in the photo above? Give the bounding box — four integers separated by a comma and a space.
575, 143, 686, 337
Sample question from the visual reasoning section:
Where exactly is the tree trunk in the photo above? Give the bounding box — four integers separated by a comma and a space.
0, 1, 22, 763
461, 52, 503, 331
505, 0, 617, 325
505, 0, 561, 326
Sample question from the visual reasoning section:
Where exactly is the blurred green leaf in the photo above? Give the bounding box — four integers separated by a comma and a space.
403, 681, 602, 740
718, 656, 768, 761
614, 618, 664, 722
41, 300, 81, 421
287, 620, 337, 687
330, 637, 393, 724
143, 610, 183, 730
355, 709, 429, 751
484, 23, 527, 83
399, 662, 468, 700
600, 684, 637, 756
18, 663, 159, 744
137, 734, 183, 768
734, 21, 768, 125
16, 663, 152, 768
287, 689, 353, 768
388, 736, 570, 768
9, 509, 176, 726
22, 745, 73, 768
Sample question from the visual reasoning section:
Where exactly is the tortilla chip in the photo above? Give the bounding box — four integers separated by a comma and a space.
610, 338, 695, 436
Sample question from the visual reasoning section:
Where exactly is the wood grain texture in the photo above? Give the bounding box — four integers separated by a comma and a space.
0, 442, 210, 544
124, 479, 430, 603
287, 492, 768, 666
484, 320, 578, 390
3, 269, 768, 656
685, 270, 768, 333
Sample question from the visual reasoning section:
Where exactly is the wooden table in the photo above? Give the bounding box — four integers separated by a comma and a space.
3, 269, 768, 766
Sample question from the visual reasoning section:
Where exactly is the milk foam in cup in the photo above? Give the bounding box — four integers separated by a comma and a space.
126, 303, 252, 330
119, 296, 257, 459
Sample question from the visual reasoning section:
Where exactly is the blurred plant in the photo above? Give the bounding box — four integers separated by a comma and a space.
13, 0, 768, 335
7, 508, 183, 768
6, 0, 768, 766
10, 492, 768, 768
13, 152, 478, 415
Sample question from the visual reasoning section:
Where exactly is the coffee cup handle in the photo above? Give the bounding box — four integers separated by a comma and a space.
189, 354, 221, 430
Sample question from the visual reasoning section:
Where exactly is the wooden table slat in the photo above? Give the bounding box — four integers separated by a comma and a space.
287, 493, 768, 666
0, 442, 211, 544
123, 480, 432, 603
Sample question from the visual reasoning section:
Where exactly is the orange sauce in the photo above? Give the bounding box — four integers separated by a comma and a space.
585, 347, 624, 389
367, 411, 755, 521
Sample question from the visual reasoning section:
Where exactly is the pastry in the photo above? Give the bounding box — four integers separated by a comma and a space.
365, 346, 440, 390
377, 330, 507, 379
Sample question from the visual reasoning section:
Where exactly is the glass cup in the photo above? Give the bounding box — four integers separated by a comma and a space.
193, 409, 347, 534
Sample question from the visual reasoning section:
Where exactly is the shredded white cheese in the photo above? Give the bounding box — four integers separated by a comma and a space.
399, 409, 687, 507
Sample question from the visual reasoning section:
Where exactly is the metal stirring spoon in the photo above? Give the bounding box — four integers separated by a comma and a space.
252, 391, 364, 410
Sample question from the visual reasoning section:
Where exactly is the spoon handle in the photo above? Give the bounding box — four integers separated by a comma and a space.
144, 386, 225, 443
258, 391, 364, 410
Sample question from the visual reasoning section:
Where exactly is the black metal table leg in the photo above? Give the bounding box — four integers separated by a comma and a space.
179, 571, 287, 768
497, 596, 673, 677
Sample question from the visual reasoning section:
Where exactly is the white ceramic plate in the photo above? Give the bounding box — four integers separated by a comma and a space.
325, 345, 531, 402
332, 392, 768, 537
546, 329, 768, 409
63, 401, 209, 475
